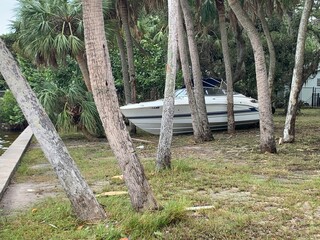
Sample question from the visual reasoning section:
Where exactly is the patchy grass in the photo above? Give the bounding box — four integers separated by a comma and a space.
1, 108, 320, 239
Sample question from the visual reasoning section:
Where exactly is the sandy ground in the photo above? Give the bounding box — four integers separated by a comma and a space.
0, 161, 61, 216
0, 180, 60, 215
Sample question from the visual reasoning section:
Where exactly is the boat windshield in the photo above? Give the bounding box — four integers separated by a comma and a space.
175, 87, 227, 97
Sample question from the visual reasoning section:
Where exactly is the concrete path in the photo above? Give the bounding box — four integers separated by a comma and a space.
0, 126, 33, 200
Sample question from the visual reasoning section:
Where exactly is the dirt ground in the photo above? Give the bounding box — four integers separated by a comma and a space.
0, 161, 60, 216
0, 181, 60, 215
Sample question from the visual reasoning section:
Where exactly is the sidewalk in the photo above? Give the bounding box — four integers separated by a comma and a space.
0, 126, 33, 200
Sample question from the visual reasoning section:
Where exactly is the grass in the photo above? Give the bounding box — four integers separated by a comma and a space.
1, 108, 320, 239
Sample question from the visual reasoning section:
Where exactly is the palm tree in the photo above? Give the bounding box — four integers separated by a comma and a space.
180, 0, 213, 142
228, 0, 277, 153
177, 2, 203, 142
283, 0, 314, 143
255, 1, 276, 97
0, 38, 106, 222
156, 0, 179, 170
82, 0, 159, 211
115, 25, 131, 104
14, 0, 92, 91
215, 0, 235, 134
117, 0, 136, 103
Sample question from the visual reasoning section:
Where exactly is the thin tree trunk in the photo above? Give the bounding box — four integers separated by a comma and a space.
257, 4, 276, 97
229, 10, 246, 83
228, 0, 277, 153
0, 39, 106, 222
118, 0, 137, 134
83, 0, 158, 211
75, 53, 92, 92
283, 0, 313, 143
156, 0, 179, 171
215, 0, 235, 134
116, 25, 131, 104
118, 0, 136, 103
177, 2, 202, 142
180, 0, 213, 141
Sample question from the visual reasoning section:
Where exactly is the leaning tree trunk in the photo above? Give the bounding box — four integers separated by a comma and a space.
257, 3, 276, 97
156, 0, 179, 171
118, 0, 137, 134
180, 0, 213, 142
228, 0, 277, 153
177, 1, 202, 142
116, 25, 131, 104
0, 39, 106, 222
283, 0, 313, 143
75, 53, 92, 92
82, 0, 158, 211
215, 0, 235, 134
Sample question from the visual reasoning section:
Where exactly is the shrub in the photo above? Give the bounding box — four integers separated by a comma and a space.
0, 90, 26, 130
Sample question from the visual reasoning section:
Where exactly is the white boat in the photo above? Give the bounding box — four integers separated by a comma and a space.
120, 83, 259, 135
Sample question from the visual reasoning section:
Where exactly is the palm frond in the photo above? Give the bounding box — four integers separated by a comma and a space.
56, 105, 75, 133
55, 33, 70, 56
37, 81, 64, 122
68, 35, 84, 55
79, 101, 103, 136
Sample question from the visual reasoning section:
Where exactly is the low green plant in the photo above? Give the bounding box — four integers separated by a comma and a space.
0, 90, 26, 129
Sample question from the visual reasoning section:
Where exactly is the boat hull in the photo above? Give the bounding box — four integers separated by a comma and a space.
121, 97, 259, 135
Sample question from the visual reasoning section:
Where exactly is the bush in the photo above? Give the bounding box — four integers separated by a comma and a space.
0, 90, 26, 130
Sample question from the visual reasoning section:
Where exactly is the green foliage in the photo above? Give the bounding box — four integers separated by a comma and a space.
18, 57, 104, 137
37, 79, 104, 137
0, 90, 26, 129
14, 0, 84, 65
111, 14, 185, 103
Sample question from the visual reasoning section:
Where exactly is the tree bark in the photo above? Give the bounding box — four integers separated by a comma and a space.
82, 0, 158, 211
257, 3, 276, 97
118, 0, 136, 104
215, 0, 235, 134
180, 0, 213, 141
230, 9, 246, 84
283, 0, 313, 143
228, 0, 277, 153
116, 25, 131, 105
156, 0, 179, 171
0, 39, 106, 222
177, 1, 202, 142
75, 53, 92, 92
118, 0, 137, 134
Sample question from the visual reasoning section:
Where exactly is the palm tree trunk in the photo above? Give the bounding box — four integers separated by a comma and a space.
257, 4, 276, 97
118, 0, 137, 134
116, 25, 131, 104
215, 0, 235, 134
156, 0, 179, 171
228, 0, 277, 153
0, 39, 106, 222
177, 2, 202, 142
82, 0, 158, 211
283, 0, 313, 143
118, 0, 136, 103
75, 53, 92, 92
229, 10, 246, 83
180, 0, 213, 141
